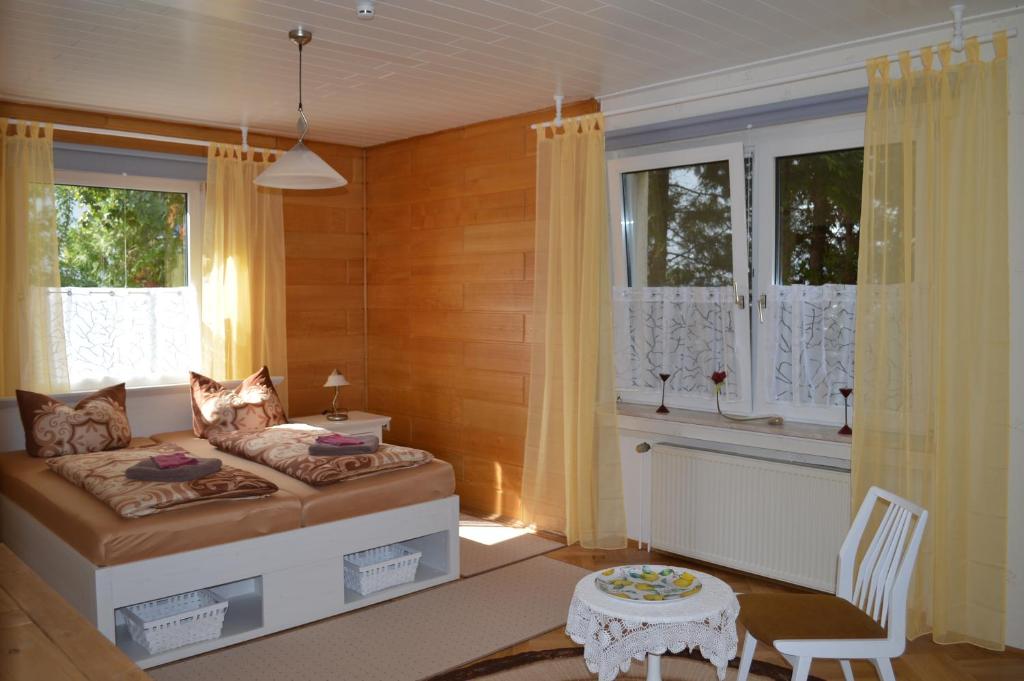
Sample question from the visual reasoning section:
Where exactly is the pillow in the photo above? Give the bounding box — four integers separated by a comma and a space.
16, 383, 132, 458
189, 366, 288, 438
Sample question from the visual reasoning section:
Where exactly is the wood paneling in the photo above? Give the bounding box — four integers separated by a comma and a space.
0, 102, 367, 420
365, 101, 598, 521
281, 139, 367, 419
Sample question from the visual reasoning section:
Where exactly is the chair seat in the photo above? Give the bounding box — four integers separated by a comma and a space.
738, 593, 886, 645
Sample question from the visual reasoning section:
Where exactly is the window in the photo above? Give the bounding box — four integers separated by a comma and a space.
610, 144, 751, 411
53, 171, 202, 389
610, 118, 863, 424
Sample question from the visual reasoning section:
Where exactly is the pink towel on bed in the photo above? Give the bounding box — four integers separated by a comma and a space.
315, 433, 365, 447
152, 451, 199, 469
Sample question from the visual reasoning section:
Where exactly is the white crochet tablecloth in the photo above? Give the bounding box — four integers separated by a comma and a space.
565, 567, 740, 681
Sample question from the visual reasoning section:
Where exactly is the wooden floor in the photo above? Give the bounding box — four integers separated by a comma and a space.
479, 541, 1024, 681
0, 544, 150, 681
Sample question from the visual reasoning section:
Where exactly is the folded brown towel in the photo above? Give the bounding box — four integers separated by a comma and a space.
125, 457, 222, 482
308, 435, 379, 457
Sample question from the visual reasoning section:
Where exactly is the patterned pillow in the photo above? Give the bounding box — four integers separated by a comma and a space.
189, 366, 288, 438
16, 383, 133, 458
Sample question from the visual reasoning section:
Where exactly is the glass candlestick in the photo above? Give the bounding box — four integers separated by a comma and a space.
839, 387, 853, 435
656, 373, 671, 414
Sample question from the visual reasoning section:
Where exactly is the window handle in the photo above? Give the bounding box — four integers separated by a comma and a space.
733, 282, 746, 310
757, 293, 767, 323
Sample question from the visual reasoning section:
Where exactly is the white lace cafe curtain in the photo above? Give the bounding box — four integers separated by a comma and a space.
52, 287, 199, 390
761, 284, 856, 408
613, 286, 741, 403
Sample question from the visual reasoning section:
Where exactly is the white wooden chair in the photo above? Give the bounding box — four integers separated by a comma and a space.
736, 486, 928, 681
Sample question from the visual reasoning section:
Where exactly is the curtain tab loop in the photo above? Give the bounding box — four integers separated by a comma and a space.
965, 36, 981, 63
920, 46, 934, 73
938, 42, 952, 69
898, 51, 912, 79
993, 30, 1008, 59
866, 57, 888, 84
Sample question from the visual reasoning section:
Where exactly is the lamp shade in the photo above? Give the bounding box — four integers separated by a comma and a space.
255, 141, 348, 190
323, 369, 350, 388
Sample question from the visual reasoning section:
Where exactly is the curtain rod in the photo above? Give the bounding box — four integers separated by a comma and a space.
598, 28, 1017, 121
40, 122, 283, 154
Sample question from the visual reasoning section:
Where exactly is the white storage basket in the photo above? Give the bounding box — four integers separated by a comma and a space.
121, 589, 229, 655
344, 543, 422, 596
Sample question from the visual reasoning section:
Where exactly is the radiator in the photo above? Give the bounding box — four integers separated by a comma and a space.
650, 443, 851, 592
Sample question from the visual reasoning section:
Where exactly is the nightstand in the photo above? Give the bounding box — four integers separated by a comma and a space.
290, 411, 391, 440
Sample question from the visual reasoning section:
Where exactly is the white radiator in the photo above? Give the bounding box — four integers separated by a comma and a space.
650, 443, 851, 592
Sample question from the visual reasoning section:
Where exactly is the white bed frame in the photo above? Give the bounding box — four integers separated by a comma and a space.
1, 492, 460, 669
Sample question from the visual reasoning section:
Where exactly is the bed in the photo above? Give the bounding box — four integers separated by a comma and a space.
0, 430, 459, 668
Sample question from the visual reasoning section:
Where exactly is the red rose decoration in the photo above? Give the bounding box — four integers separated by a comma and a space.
711, 371, 727, 385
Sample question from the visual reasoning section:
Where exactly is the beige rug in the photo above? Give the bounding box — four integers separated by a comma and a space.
459, 514, 563, 577
424, 648, 825, 681
151, 556, 589, 681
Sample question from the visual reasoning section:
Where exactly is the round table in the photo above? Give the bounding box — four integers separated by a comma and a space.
565, 567, 740, 681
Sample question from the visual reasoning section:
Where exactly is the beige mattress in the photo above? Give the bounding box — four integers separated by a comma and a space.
150, 430, 456, 527
0, 432, 455, 567
0, 438, 302, 566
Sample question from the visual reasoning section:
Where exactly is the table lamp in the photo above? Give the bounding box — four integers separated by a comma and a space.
323, 369, 350, 421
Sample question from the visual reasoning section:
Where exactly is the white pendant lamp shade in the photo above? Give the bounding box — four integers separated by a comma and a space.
255, 141, 348, 189
255, 27, 348, 190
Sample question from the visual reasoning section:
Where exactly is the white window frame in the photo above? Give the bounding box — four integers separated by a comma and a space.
608, 142, 753, 413
53, 170, 203, 293
751, 121, 864, 425
52, 170, 204, 389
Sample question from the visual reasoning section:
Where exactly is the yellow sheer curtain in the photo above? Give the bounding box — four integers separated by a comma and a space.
201, 144, 288, 403
0, 121, 68, 395
853, 34, 1009, 649
521, 114, 626, 549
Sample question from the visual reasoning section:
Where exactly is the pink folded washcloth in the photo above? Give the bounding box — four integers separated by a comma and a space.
316, 433, 365, 446
152, 452, 199, 469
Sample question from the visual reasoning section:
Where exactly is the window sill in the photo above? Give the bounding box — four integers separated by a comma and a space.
617, 401, 851, 472
617, 401, 850, 444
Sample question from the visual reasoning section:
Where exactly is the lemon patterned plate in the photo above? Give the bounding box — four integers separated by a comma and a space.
595, 565, 702, 603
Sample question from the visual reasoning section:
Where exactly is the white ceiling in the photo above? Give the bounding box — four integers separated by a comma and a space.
1, 0, 1019, 147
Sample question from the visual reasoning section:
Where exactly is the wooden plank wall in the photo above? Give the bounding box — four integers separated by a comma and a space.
0, 102, 367, 418
282, 142, 367, 418
365, 100, 597, 520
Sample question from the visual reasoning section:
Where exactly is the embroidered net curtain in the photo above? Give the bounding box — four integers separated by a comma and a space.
0, 122, 68, 395
852, 34, 1009, 649
522, 114, 626, 549
201, 144, 288, 403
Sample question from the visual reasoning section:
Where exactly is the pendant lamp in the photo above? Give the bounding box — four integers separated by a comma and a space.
255, 28, 347, 190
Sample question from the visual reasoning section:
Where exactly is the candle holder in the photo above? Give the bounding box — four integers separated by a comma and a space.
838, 387, 853, 435
656, 373, 671, 414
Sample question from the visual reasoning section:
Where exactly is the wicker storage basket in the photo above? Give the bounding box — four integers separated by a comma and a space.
344, 543, 422, 596
121, 589, 229, 655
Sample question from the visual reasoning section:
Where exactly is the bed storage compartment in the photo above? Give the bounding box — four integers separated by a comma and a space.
121, 588, 228, 654
344, 543, 421, 595
114, 575, 263, 663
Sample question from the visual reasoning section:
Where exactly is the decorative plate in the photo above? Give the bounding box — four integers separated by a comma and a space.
595, 565, 702, 603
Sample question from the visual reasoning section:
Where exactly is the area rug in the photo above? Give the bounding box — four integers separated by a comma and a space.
150, 556, 589, 681
424, 647, 825, 681
460, 514, 563, 577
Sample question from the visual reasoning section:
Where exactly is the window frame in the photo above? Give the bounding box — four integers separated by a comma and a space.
53, 169, 204, 293
751, 122, 864, 425
608, 142, 753, 413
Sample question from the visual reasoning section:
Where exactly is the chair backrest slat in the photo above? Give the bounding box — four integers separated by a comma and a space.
852, 501, 898, 608
837, 486, 928, 648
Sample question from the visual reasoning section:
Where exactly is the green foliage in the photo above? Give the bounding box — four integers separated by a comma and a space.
626, 148, 861, 288
777, 148, 862, 285
647, 161, 733, 286
55, 185, 187, 288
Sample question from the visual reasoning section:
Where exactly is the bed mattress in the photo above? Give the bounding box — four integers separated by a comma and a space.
0, 438, 302, 566
150, 430, 457, 527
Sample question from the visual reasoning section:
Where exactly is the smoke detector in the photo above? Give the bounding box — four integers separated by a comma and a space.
356, 1, 375, 19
